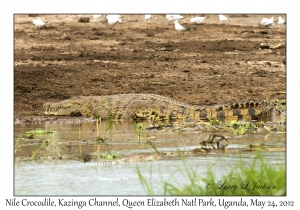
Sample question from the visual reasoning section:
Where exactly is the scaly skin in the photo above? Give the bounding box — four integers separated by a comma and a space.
43, 94, 272, 121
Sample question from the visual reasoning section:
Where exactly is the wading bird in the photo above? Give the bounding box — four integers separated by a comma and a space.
174, 20, 190, 33
145, 14, 152, 22
167, 14, 184, 21
107, 15, 125, 29
92, 14, 102, 22
190, 16, 207, 24
278, 16, 285, 25
32, 19, 48, 28
260, 17, 274, 27
219, 14, 229, 22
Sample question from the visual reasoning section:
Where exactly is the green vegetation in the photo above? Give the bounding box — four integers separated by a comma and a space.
91, 108, 121, 162
14, 129, 62, 161
30, 133, 61, 160
14, 111, 132, 162
225, 120, 265, 135
134, 123, 160, 154
207, 119, 268, 135
99, 154, 119, 159
271, 98, 286, 105
14, 134, 26, 155
209, 119, 223, 126
138, 154, 286, 195
25, 129, 54, 136
134, 123, 143, 143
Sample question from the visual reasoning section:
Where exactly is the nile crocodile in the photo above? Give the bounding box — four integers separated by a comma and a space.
43, 94, 274, 121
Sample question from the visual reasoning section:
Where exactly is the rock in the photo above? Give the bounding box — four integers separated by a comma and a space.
269, 43, 285, 49
197, 60, 208, 63
28, 14, 39, 17
259, 31, 268, 34
145, 30, 155, 37
260, 42, 285, 49
260, 43, 270, 49
78, 17, 90, 23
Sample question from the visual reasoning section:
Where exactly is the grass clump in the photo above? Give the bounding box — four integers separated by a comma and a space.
14, 134, 26, 155
30, 133, 61, 160
138, 154, 286, 196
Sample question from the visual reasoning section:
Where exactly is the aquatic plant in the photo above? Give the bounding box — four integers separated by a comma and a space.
138, 154, 286, 196
134, 123, 160, 154
30, 133, 61, 160
14, 134, 26, 155
13, 128, 64, 161
78, 119, 82, 156
25, 129, 54, 136
134, 123, 143, 143
94, 104, 115, 142
224, 120, 266, 135
209, 119, 223, 126
137, 166, 154, 195
90, 107, 123, 162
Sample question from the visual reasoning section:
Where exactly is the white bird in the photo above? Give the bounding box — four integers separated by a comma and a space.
107, 16, 125, 29
173, 15, 184, 21
32, 19, 48, 28
219, 14, 229, 22
190, 16, 207, 24
260, 17, 274, 27
174, 20, 190, 32
167, 14, 184, 21
107, 14, 123, 19
260, 18, 268, 25
278, 16, 285, 25
145, 14, 152, 21
166, 15, 173, 20
92, 14, 102, 21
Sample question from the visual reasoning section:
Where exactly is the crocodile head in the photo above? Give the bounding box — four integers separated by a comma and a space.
43, 98, 84, 116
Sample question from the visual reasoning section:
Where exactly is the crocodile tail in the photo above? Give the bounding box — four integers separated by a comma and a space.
200, 100, 272, 121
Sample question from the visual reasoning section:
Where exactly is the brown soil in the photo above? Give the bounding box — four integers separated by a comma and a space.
14, 14, 286, 123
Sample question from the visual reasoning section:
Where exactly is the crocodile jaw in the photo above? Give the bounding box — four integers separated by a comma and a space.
43, 100, 82, 116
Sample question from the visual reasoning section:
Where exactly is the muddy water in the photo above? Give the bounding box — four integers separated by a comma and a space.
14, 120, 286, 195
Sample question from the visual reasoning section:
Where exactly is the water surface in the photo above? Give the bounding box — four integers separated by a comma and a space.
14, 120, 286, 195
